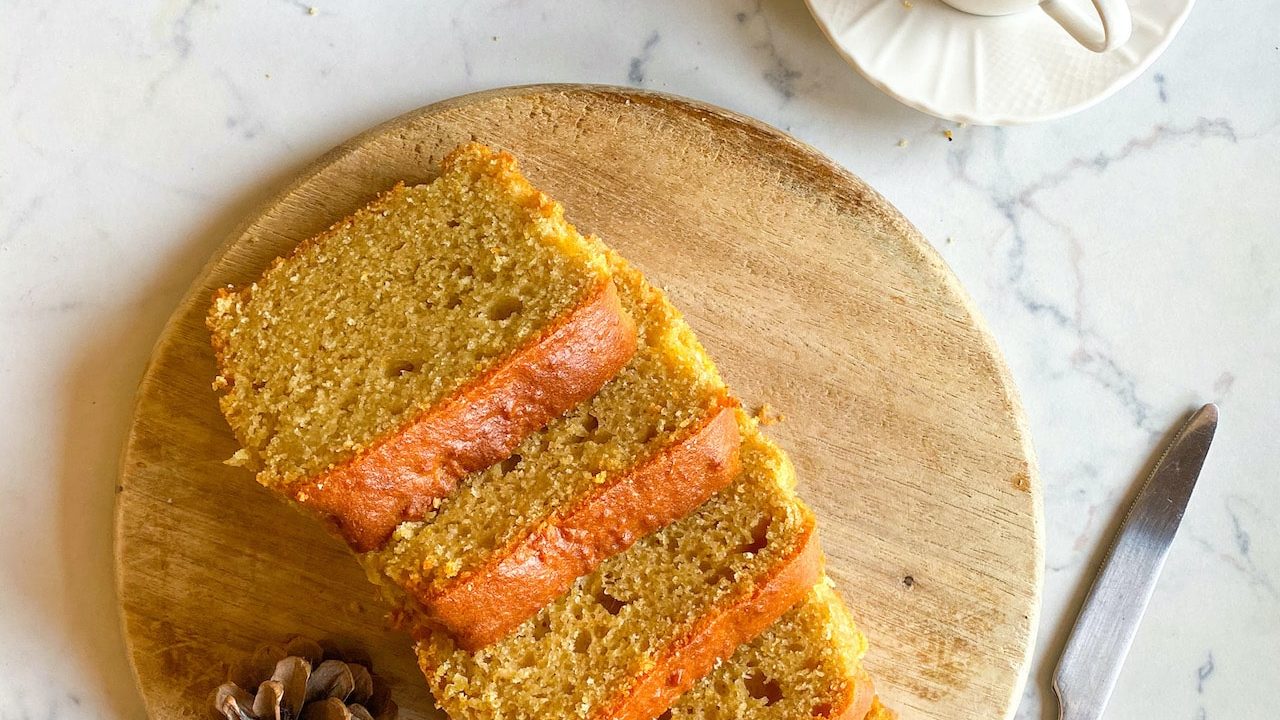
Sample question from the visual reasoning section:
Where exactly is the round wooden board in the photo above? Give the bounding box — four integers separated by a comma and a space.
116, 85, 1042, 720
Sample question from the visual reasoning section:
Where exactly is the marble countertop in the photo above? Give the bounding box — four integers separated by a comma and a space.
2, 1, 1276, 718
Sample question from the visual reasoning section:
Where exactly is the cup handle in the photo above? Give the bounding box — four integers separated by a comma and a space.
1041, 0, 1132, 53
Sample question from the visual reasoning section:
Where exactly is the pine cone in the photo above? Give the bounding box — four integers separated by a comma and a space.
212, 636, 398, 720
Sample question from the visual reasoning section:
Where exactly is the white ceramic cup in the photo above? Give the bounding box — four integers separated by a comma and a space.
941, 0, 1132, 53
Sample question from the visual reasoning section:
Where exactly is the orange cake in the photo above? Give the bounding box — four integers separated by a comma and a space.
412, 418, 820, 720
206, 142, 896, 720
667, 581, 890, 720
207, 144, 637, 551
365, 252, 739, 649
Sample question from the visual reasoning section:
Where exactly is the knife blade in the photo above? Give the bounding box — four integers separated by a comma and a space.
1053, 403, 1218, 720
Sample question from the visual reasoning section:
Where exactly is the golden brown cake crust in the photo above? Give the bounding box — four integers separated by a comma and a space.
859, 697, 897, 720
831, 666, 877, 720
289, 278, 638, 551
414, 399, 743, 650
590, 511, 823, 720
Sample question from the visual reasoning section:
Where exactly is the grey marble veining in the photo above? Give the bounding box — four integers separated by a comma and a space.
1, 1, 1276, 718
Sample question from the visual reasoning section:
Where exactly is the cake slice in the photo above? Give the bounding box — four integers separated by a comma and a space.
412, 419, 821, 720
666, 582, 889, 720
208, 144, 638, 551
366, 253, 740, 649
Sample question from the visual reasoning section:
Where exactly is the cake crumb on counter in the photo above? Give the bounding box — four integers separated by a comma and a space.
753, 403, 785, 426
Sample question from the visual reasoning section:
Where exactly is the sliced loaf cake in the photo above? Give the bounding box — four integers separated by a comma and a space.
666, 582, 887, 720
366, 252, 740, 649
412, 418, 820, 720
208, 144, 638, 551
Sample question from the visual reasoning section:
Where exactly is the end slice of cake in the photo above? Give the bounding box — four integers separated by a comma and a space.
367, 253, 741, 649
412, 419, 821, 720
667, 581, 885, 720
208, 143, 637, 551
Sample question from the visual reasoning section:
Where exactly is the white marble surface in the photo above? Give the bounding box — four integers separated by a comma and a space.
2, 1, 1276, 718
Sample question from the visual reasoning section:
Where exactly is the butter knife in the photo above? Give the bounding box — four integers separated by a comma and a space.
1053, 403, 1218, 720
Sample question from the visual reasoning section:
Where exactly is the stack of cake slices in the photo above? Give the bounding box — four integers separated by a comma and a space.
209, 143, 895, 720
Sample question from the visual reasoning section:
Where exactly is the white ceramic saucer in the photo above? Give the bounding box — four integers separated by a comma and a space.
805, 0, 1195, 125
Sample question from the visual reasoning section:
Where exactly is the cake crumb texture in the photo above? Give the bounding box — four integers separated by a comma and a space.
208, 143, 610, 490
667, 582, 877, 720
367, 252, 731, 624
415, 423, 815, 720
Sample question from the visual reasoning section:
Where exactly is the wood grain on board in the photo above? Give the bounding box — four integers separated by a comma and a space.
115, 85, 1042, 720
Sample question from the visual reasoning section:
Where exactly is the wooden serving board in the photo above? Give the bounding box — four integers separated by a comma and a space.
116, 85, 1041, 720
